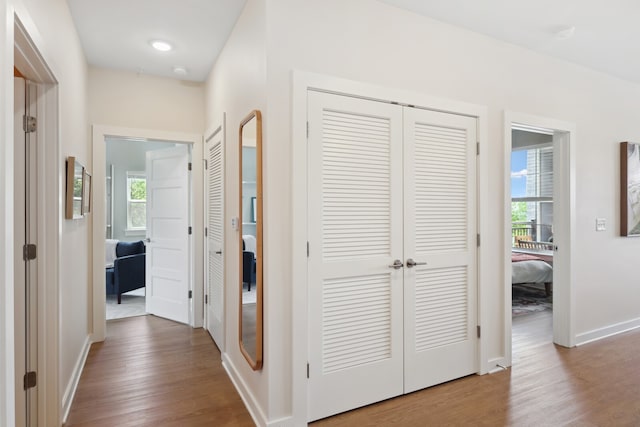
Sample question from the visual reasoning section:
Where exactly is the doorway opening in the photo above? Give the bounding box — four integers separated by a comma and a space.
104, 137, 180, 320
92, 126, 204, 343
510, 127, 554, 359
504, 113, 576, 366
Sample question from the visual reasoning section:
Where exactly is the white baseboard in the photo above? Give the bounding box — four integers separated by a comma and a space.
486, 357, 509, 374
266, 416, 295, 427
61, 335, 91, 424
575, 317, 640, 346
222, 353, 268, 427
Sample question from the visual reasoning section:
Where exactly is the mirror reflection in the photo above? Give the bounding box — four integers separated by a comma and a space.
65, 156, 85, 219
239, 110, 263, 370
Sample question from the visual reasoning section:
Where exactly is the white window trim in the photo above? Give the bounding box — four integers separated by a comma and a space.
126, 171, 146, 232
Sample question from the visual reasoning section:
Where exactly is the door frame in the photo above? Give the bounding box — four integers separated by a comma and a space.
503, 112, 576, 362
2, 12, 61, 426
203, 115, 226, 350
291, 71, 489, 424
92, 126, 203, 341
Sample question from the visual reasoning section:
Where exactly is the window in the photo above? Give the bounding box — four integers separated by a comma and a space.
511, 146, 553, 242
126, 172, 146, 231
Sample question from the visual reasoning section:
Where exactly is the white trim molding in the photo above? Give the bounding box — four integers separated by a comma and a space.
291, 70, 489, 424
576, 317, 640, 347
3, 9, 61, 427
61, 336, 91, 424
503, 111, 577, 365
92, 125, 204, 341
222, 354, 268, 427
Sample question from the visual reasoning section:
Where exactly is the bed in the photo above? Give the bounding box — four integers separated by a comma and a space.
512, 251, 553, 295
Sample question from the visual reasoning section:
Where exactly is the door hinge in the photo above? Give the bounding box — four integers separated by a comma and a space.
205, 227, 208, 237
188, 226, 192, 235
24, 371, 36, 390
307, 363, 310, 379
204, 159, 208, 170
476, 142, 480, 155
477, 325, 481, 338
188, 162, 192, 171
477, 234, 480, 247
23, 115, 36, 133
23, 244, 36, 261
306, 241, 310, 257
306, 122, 309, 138
189, 290, 193, 299
205, 294, 208, 304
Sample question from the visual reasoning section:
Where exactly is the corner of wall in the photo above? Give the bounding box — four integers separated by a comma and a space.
61, 335, 91, 424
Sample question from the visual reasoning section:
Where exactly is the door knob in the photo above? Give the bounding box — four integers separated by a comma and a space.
406, 258, 427, 268
145, 238, 151, 243
388, 259, 404, 269
215, 250, 222, 255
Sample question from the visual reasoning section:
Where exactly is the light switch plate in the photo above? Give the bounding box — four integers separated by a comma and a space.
596, 218, 606, 231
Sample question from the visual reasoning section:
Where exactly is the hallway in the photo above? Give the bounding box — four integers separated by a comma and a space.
64, 316, 253, 427
65, 310, 640, 426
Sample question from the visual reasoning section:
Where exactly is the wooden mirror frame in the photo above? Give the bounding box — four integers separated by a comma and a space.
239, 110, 263, 370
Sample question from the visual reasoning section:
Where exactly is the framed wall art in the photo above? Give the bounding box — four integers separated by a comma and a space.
65, 156, 84, 219
82, 169, 92, 215
621, 141, 640, 236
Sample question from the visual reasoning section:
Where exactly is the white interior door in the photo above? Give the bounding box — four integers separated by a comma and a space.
307, 91, 405, 421
205, 128, 225, 350
307, 91, 479, 421
14, 77, 38, 426
402, 107, 478, 393
146, 145, 191, 324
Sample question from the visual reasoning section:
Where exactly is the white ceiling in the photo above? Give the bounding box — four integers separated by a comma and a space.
379, 0, 640, 84
68, 0, 640, 85
66, 0, 247, 82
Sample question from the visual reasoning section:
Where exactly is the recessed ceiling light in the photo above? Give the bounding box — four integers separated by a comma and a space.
150, 40, 172, 52
173, 66, 188, 75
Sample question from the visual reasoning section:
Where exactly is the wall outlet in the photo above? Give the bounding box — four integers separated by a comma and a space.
596, 218, 606, 231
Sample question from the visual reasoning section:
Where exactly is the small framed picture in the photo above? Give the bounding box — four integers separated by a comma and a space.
82, 170, 92, 215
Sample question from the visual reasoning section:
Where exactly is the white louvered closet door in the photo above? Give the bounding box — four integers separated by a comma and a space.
205, 129, 224, 350
402, 107, 477, 393
307, 91, 404, 421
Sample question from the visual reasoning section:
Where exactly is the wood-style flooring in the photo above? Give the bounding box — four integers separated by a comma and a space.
64, 315, 254, 427
66, 309, 640, 426
314, 309, 640, 426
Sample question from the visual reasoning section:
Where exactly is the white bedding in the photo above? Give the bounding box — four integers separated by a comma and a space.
105, 239, 118, 268
512, 260, 552, 284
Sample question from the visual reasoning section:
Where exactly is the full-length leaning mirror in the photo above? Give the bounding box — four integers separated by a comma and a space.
239, 110, 263, 370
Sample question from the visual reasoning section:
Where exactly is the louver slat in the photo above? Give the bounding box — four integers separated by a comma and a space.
414, 123, 468, 253
322, 274, 392, 373
208, 142, 223, 320
414, 267, 468, 352
209, 144, 223, 242
322, 110, 391, 260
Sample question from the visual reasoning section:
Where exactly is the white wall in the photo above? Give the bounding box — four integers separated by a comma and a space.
1, 0, 89, 424
204, 0, 268, 423
256, 0, 640, 422
89, 67, 205, 133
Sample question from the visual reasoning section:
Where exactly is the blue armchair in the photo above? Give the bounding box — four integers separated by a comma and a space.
106, 240, 146, 304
